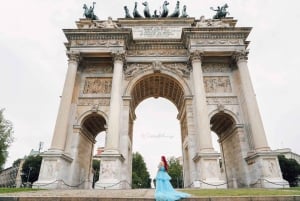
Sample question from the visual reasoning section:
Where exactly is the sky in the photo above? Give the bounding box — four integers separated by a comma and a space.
1, 0, 300, 180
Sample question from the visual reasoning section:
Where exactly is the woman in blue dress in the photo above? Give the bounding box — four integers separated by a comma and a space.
155, 156, 190, 201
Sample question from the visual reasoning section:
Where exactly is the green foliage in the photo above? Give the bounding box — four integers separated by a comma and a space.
0, 109, 14, 170
278, 155, 300, 187
168, 157, 183, 188
92, 159, 100, 188
12, 158, 22, 167
132, 152, 151, 188
21, 155, 42, 185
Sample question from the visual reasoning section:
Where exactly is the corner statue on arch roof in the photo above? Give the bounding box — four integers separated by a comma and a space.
83, 2, 99, 20
210, 3, 230, 19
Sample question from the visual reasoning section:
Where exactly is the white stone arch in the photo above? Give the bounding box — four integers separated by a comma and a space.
124, 68, 192, 98
208, 108, 240, 125
76, 109, 109, 127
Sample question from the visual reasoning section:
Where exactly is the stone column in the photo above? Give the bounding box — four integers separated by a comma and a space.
50, 51, 80, 151
189, 51, 214, 152
105, 52, 125, 153
234, 50, 270, 151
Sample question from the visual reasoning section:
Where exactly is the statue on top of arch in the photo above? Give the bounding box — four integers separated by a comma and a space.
83, 2, 99, 20
210, 3, 230, 19
124, 1, 189, 19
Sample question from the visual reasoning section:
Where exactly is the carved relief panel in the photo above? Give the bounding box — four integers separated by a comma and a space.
204, 76, 232, 93
83, 78, 112, 94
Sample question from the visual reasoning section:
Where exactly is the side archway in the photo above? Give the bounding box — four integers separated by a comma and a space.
210, 112, 249, 187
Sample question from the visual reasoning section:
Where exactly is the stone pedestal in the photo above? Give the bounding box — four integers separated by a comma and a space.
193, 152, 227, 189
33, 150, 73, 189
245, 152, 289, 188
95, 153, 126, 189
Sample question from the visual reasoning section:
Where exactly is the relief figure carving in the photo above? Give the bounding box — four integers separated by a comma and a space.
83, 78, 112, 94
204, 76, 232, 93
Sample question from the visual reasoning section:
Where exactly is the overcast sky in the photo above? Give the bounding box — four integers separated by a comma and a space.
1, 0, 300, 180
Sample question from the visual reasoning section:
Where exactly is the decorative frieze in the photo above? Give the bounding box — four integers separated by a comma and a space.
71, 39, 124, 47
83, 78, 112, 94
202, 63, 231, 73
78, 98, 110, 106
206, 96, 238, 105
83, 65, 113, 74
204, 76, 232, 93
124, 62, 189, 79
192, 39, 243, 46
127, 49, 187, 56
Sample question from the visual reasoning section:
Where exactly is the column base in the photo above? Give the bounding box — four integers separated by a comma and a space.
193, 179, 227, 189
33, 150, 73, 189
245, 151, 290, 188
95, 152, 129, 189
250, 178, 290, 189
193, 152, 227, 189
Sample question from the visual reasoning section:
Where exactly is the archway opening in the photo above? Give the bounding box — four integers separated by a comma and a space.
133, 97, 181, 187
210, 112, 239, 188
79, 113, 107, 188
130, 73, 186, 188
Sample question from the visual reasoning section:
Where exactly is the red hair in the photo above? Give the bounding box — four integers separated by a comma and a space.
161, 156, 168, 171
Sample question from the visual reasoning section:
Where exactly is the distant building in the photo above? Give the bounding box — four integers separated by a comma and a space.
0, 166, 19, 187
0, 149, 40, 187
274, 148, 300, 164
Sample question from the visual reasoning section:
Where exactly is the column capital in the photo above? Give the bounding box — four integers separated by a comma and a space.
112, 51, 126, 63
66, 51, 80, 63
189, 50, 204, 63
233, 50, 249, 63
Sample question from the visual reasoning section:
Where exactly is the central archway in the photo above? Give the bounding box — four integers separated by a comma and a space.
127, 72, 192, 187
130, 73, 185, 110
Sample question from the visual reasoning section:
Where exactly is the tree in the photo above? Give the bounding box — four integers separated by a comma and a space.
278, 155, 300, 187
21, 155, 42, 185
132, 152, 151, 188
92, 159, 100, 188
0, 108, 14, 170
168, 157, 183, 188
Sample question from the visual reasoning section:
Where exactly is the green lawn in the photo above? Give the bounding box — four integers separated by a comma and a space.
0, 188, 41, 194
182, 187, 300, 196
1, 187, 300, 196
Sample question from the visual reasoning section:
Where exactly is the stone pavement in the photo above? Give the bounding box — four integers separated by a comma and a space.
0, 189, 300, 201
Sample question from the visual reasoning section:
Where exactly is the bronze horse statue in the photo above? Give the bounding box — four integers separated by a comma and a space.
83, 2, 98, 20
160, 1, 169, 17
142, 1, 151, 18
210, 3, 230, 19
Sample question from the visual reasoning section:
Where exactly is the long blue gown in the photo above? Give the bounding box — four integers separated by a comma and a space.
155, 166, 190, 201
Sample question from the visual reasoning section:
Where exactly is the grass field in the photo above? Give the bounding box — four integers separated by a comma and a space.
0, 188, 41, 194
0, 187, 300, 196
182, 187, 300, 196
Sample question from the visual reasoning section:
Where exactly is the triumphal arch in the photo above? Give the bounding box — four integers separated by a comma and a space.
35, 4, 288, 189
